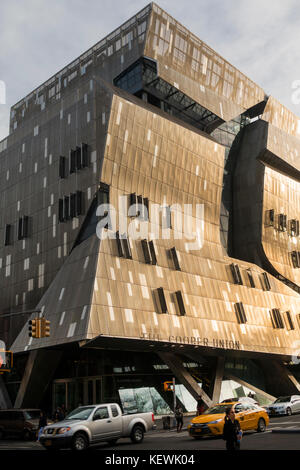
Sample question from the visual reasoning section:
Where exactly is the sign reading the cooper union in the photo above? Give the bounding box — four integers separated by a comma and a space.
140, 332, 240, 350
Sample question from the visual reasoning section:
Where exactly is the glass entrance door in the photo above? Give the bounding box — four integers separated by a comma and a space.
53, 377, 102, 413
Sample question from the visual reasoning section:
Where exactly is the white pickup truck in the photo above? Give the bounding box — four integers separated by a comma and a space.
39, 403, 156, 451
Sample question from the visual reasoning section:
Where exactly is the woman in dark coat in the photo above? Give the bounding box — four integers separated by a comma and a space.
223, 406, 242, 451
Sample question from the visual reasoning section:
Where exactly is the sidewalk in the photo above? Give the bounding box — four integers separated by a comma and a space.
150, 414, 195, 434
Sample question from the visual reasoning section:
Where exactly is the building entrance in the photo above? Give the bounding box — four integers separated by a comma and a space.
53, 377, 102, 413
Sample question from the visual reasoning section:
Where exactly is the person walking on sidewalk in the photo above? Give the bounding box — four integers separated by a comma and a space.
175, 404, 183, 433
222, 406, 242, 451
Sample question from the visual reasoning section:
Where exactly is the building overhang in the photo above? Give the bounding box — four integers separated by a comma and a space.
79, 334, 293, 363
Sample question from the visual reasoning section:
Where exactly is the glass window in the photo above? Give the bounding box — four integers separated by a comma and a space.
24, 411, 41, 420
111, 405, 119, 417
274, 396, 291, 403
65, 406, 95, 420
94, 407, 109, 420
203, 404, 228, 415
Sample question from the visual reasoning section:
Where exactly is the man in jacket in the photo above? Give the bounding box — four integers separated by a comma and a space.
223, 406, 242, 450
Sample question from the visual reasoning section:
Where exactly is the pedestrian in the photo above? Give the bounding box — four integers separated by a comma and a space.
196, 397, 204, 416
61, 404, 67, 418
37, 411, 47, 441
54, 406, 64, 422
222, 406, 242, 451
175, 404, 183, 433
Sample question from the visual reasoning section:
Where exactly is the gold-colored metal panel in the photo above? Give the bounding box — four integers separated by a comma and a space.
86, 92, 300, 358
144, 3, 265, 122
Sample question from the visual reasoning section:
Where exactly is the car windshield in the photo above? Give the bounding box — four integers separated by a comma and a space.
203, 405, 228, 415
65, 407, 95, 420
274, 397, 291, 403
24, 411, 41, 420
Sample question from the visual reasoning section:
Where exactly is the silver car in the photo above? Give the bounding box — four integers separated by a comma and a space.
266, 395, 300, 416
39, 403, 155, 450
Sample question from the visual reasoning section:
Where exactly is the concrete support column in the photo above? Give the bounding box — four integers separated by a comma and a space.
211, 356, 225, 404
14, 349, 62, 409
255, 359, 300, 397
0, 376, 12, 409
157, 352, 212, 408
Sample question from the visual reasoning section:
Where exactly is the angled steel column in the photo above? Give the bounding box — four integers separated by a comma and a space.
14, 349, 63, 409
0, 376, 12, 409
157, 352, 212, 408
254, 360, 300, 397
225, 374, 276, 402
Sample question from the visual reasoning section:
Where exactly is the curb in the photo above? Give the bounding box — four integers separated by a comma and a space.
271, 429, 300, 434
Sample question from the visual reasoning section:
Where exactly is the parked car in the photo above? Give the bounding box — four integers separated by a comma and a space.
0, 409, 41, 440
39, 403, 156, 450
265, 395, 300, 416
188, 401, 269, 438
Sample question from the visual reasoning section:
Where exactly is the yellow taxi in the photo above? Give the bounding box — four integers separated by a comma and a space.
188, 401, 269, 439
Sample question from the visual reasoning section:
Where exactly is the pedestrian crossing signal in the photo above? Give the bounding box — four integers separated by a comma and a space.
163, 381, 173, 392
0, 350, 13, 373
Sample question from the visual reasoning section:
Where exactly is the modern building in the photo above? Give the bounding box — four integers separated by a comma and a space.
1, 3, 300, 414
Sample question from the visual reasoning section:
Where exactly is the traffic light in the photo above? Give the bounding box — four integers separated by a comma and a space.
41, 318, 50, 337
28, 318, 41, 338
163, 381, 173, 392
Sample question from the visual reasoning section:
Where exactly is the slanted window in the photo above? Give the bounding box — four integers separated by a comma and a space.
234, 302, 247, 324
81, 143, 89, 167
278, 214, 287, 232
155, 287, 168, 314
285, 311, 295, 330
230, 263, 243, 285
116, 232, 132, 259
59, 156, 66, 178
141, 239, 151, 264
4, 224, 12, 246
170, 247, 181, 271
75, 146, 82, 170
261, 272, 271, 291
270, 308, 284, 329
289, 219, 300, 237
69, 149, 76, 174
247, 269, 255, 288
76, 191, 83, 216
70, 193, 77, 218
291, 251, 300, 268
148, 240, 157, 265
64, 196, 70, 220
175, 290, 186, 316
18, 216, 29, 240
59, 199, 64, 222
265, 209, 274, 227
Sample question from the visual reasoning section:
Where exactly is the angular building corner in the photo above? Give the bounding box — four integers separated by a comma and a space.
1, 2, 300, 412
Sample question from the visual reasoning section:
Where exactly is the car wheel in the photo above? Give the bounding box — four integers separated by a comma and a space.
107, 439, 118, 446
286, 407, 292, 416
72, 432, 89, 451
257, 418, 266, 432
130, 425, 144, 443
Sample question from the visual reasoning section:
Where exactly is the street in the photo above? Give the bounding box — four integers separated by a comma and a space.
0, 414, 300, 451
